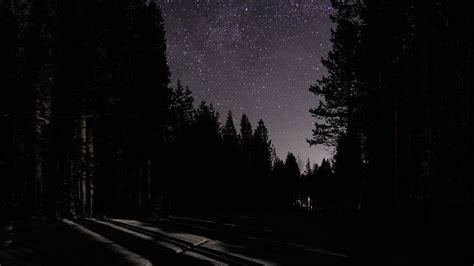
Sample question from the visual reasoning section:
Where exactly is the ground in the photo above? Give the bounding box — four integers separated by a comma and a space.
0, 211, 351, 265
1, 210, 473, 265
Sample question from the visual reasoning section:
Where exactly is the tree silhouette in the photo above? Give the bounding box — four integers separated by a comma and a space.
308, 0, 366, 147
283, 152, 300, 209
308, 5, 474, 260
221, 111, 241, 209
238, 113, 253, 208
316, 158, 334, 209
270, 157, 286, 209
332, 133, 363, 213
0, 0, 175, 218
223, 111, 239, 149
303, 159, 313, 177
0, 0, 21, 216
240, 113, 253, 165
160, 80, 195, 215
252, 119, 273, 206
307, 0, 366, 214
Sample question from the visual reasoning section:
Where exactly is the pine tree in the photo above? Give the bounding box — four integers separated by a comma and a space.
238, 113, 253, 207
162, 80, 195, 213
221, 110, 240, 209
190, 102, 222, 211
170, 80, 195, 133
0, 0, 175, 217
304, 159, 313, 177
284, 152, 300, 208
222, 110, 238, 148
251, 119, 273, 206
270, 157, 286, 209
307, 162, 319, 201
308, 0, 366, 147
90, 0, 172, 216
300, 159, 313, 201
240, 113, 253, 157
317, 158, 334, 208
0, 1, 16, 92
252, 119, 273, 176
194, 102, 221, 145
0, 0, 20, 215
332, 133, 363, 211
308, 0, 367, 212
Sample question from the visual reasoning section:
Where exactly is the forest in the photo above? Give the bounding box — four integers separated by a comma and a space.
1, 0, 473, 217
309, 0, 474, 212
1, 0, 474, 264
0, 0, 322, 219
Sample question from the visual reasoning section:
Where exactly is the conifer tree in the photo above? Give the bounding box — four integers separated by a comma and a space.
308, 0, 366, 212
240, 113, 253, 159
252, 119, 273, 177
308, 0, 366, 147
222, 111, 238, 148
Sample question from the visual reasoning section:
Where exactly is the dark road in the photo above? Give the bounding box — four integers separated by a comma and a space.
1, 212, 350, 265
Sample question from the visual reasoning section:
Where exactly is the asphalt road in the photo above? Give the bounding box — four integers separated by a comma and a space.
0, 212, 350, 265
5, 210, 471, 265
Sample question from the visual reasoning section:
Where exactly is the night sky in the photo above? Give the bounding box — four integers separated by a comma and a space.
159, 0, 333, 165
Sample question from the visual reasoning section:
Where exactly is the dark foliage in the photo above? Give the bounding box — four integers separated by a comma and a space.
309, 0, 474, 212
0, 0, 296, 217
308, 0, 474, 262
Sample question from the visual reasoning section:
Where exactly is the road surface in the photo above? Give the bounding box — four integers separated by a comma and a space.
0, 212, 350, 265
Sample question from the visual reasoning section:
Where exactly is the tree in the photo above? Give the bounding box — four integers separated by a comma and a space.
316, 158, 334, 208
89, 0, 173, 216
313, 0, 473, 214
304, 159, 313, 177
251, 119, 273, 206
0, 0, 21, 216
184, 102, 222, 212
252, 119, 273, 177
308, 0, 366, 147
332, 133, 363, 211
222, 110, 239, 148
283, 152, 300, 208
238, 113, 253, 207
162, 80, 195, 213
221, 111, 240, 209
0, 0, 174, 218
239, 113, 253, 164
307, 0, 366, 213
270, 157, 286, 209
300, 159, 314, 206
306, 162, 319, 202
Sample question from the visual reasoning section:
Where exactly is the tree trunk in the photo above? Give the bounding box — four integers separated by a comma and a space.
86, 121, 94, 216
33, 96, 44, 210
79, 116, 87, 216
146, 159, 151, 210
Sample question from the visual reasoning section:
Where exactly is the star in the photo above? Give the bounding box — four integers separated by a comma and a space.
159, 0, 333, 165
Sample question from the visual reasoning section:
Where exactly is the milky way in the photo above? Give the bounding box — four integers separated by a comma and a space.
159, 0, 333, 165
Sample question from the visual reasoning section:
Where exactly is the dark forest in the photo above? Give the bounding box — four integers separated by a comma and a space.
1, 0, 473, 265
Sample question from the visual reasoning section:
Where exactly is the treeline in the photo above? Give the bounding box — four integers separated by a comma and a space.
163, 91, 303, 214
309, 0, 474, 216
0, 0, 307, 218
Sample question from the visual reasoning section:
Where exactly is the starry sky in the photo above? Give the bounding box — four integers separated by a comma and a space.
158, 0, 334, 165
